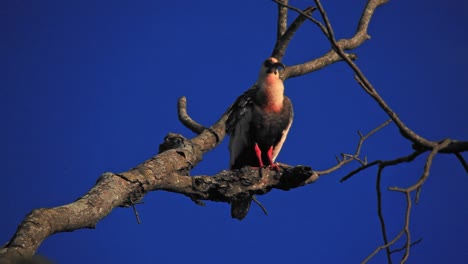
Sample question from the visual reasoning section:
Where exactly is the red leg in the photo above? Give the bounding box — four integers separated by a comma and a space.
267, 146, 279, 171
254, 143, 264, 167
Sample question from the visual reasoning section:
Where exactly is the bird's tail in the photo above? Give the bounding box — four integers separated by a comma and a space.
230, 194, 252, 220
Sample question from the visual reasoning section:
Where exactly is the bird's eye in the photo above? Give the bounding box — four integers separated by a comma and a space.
264, 60, 273, 67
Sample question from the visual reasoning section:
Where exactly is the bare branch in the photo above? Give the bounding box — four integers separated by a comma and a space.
341, 150, 424, 183
272, 0, 325, 35
375, 165, 392, 264
310, 0, 468, 155
363, 228, 405, 264
276, 0, 288, 39
315, 119, 391, 176
252, 196, 269, 215
282, 0, 388, 80
272, 5, 316, 61
455, 152, 468, 174
131, 202, 142, 225
361, 139, 451, 263
0, 123, 315, 259
1, 94, 233, 258
178, 96, 206, 134
389, 238, 423, 254
283, 50, 357, 79
340, 160, 379, 183
389, 139, 451, 194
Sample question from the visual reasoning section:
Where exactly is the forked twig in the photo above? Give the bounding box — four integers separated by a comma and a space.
315, 119, 391, 176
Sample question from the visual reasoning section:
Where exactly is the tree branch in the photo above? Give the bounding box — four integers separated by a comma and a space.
315, 119, 391, 177
311, 0, 468, 154
455, 152, 468, 174
0, 102, 231, 259
178, 96, 206, 134
281, 0, 388, 80
0, 97, 318, 259
271, 4, 316, 61
360, 140, 451, 263
276, 0, 288, 40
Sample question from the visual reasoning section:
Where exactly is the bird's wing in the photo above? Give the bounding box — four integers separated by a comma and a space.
226, 88, 257, 168
272, 96, 294, 162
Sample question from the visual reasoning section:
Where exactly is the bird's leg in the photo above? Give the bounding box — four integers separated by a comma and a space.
254, 143, 264, 167
267, 146, 279, 171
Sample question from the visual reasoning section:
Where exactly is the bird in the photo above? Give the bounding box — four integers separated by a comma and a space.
226, 57, 294, 220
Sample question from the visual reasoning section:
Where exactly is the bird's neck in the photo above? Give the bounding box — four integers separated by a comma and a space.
258, 75, 284, 112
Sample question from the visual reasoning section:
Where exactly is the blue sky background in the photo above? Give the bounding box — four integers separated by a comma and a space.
1, 1, 467, 263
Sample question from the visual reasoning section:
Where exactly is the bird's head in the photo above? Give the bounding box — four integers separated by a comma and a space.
258, 57, 285, 79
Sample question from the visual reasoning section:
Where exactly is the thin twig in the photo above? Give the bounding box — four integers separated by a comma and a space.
455, 152, 468, 174
130, 198, 143, 225
376, 165, 392, 264
340, 161, 379, 183
132, 204, 141, 224
362, 229, 405, 264
316, 119, 391, 176
252, 196, 268, 215
389, 139, 451, 194
341, 150, 424, 183
401, 191, 412, 263
389, 238, 423, 254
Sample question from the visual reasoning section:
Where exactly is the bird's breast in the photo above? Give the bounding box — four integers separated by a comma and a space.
251, 103, 291, 147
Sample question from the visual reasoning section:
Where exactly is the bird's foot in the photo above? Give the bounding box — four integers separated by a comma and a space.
247, 165, 278, 171
269, 163, 280, 172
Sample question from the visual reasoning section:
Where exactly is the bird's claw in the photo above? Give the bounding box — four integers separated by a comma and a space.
269, 163, 280, 172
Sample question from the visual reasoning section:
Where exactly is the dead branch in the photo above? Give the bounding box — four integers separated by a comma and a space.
272, 5, 316, 61
299, 1, 466, 262
272, 0, 327, 38
389, 238, 423, 254
0, 156, 315, 259
276, 0, 288, 39
315, 119, 391, 178
279, 0, 388, 80
455, 152, 468, 174
178, 96, 206, 134
310, 0, 468, 154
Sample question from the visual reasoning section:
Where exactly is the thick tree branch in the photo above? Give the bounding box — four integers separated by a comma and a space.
0, 102, 230, 259
0, 92, 319, 260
